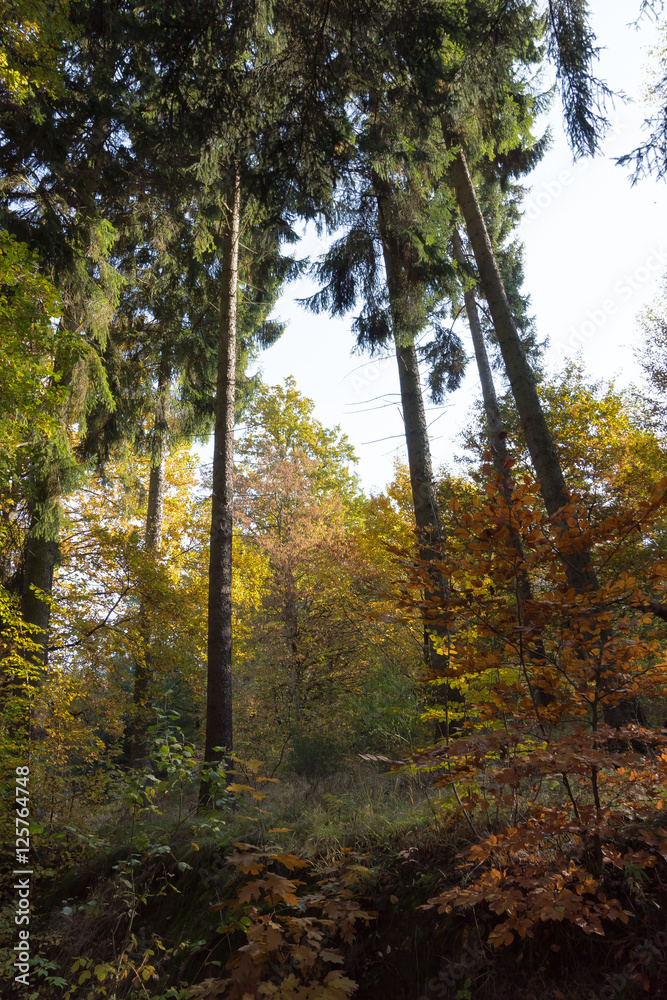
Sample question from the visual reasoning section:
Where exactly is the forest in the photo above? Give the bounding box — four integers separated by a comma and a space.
2, 1, 667, 998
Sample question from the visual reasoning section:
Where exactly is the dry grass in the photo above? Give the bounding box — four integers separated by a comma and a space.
220, 758, 459, 857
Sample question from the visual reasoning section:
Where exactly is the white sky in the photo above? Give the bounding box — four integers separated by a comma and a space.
246, 1, 667, 493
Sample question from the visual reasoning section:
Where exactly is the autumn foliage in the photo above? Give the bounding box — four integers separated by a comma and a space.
4, 380, 667, 1000
396, 464, 667, 949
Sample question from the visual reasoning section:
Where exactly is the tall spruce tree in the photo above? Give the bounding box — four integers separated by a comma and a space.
119, 0, 362, 800
304, 74, 471, 738
396, 0, 648, 720
0, 0, 129, 664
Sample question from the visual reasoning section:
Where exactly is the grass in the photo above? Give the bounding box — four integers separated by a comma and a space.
7, 753, 667, 1000
226, 759, 455, 854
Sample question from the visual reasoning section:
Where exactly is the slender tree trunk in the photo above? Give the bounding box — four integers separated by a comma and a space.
144, 455, 166, 552
453, 228, 552, 707
15, 315, 76, 740
17, 424, 68, 750
131, 354, 170, 770
200, 166, 241, 807
449, 146, 597, 595
449, 153, 642, 725
452, 230, 512, 490
375, 177, 441, 555
0, 495, 57, 743
284, 575, 300, 722
21, 509, 58, 668
375, 176, 463, 738
394, 341, 442, 548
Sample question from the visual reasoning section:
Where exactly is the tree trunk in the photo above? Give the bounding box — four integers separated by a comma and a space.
449, 146, 597, 595
394, 341, 442, 550
449, 152, 642, 725
200, 166, 241, 807
452, 230, 512, 489
453, 227, 552, 707
13, 450, 63, 748
131, 353, 170, 770
284, 575, 300, 723
0, 495, 57, 743
144, 448, 167, 553
375, 175, 463, 738
21, 512, 58, 668
14, 315, 76, 736
375, 177, 441, 556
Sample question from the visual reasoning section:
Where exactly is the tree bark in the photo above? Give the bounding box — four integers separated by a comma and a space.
375, 175, 463, 738
375, 177, 441, 555
452, 232, 511, 483
449, 152, 643, 725
646, 599, 667, 623
449, 146, 598, 595
0, 493, 57, 743
144, 448, 167, 553
21, 512, 58, 668
453, 227, 552, 707
394, 341, 442, 550
200, 166, 241, 807
131, 353, 170, 770
284, 575, 300, 722
14, 315, 75, 737
14, 442, 65, 748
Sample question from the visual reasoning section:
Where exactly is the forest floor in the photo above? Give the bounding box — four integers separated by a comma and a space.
4, 760, 667, 1000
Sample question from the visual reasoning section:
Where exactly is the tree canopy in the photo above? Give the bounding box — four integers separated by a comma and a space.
2, 4, 667, 1000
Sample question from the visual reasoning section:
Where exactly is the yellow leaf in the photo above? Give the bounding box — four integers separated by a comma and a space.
320, 949, 345, 964
271, 852, 309, 871
226, 782, 255, 795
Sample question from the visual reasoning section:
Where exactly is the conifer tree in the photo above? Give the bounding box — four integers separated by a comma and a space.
123, 0, 361, 799
359, 0, 649, 723
305, 85, 469, 739
0, 0, 131, 662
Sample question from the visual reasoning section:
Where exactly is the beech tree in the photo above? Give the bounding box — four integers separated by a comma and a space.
463, 362, 667, 566
51, 444, 209, 776
450, 227, 539, 618
234, 381, 360, 746
351, 0, 657, 728
233, 380, 427, 762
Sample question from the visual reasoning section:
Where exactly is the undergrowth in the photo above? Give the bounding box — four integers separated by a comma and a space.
4, 746, 667, 1000
4, 479, 667, 999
